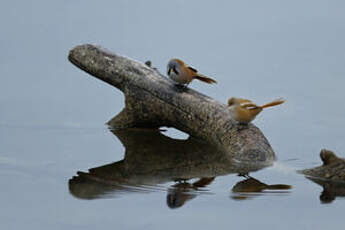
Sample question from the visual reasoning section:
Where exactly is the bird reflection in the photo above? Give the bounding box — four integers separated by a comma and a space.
69, 127, 274, 205
231, 177, 292, 200
167, 177, 215, 209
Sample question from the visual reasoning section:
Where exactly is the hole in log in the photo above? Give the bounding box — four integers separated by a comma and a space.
160, 127, 189, 140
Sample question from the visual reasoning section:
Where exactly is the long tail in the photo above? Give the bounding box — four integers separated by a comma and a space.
195, 74, 217, 84
266, 184, 292, 190
261, 98, 285, 109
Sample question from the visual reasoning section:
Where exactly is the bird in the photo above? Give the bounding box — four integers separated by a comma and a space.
167, 58, 217, 86
227, 97, 285, 124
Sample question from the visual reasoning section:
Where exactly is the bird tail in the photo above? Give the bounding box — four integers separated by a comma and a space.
261, 98, 285, 109
266, 184, 292, 190
195, 74, 217, 84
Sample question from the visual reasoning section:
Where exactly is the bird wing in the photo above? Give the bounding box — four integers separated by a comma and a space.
240, 102, 259, 110
187, 66, 198, 73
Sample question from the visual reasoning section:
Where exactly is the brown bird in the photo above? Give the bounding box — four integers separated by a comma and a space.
167, 58, 217, 86
228, 97, 285, 124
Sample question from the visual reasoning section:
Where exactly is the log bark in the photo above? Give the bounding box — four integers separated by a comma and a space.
68, 44, 275, 164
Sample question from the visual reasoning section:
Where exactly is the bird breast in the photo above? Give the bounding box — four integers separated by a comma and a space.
169, 67, 191, 84
230, 105, 259, 123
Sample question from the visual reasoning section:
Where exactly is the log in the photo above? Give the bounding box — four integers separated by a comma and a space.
299, 149, 345, 182
68, 44, 275, 164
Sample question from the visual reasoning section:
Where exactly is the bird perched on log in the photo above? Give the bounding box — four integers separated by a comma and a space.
228, 97, 285, 124
167, 58, 217, 86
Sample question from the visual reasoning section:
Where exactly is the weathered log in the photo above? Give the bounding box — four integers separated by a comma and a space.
68, 44, 275, 163
299, 149, 345, 203
299, 149, 345, 182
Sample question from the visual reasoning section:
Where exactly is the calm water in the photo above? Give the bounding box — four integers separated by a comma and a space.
1, 1, 345, 229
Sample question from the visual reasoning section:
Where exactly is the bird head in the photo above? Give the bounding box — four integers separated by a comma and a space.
167, 59, 182, 76
227, 97, 240, 107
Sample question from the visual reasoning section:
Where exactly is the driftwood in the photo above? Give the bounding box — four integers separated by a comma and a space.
298, 149, 345, 203
68, 44, 275, 163
299, 149, 345, 182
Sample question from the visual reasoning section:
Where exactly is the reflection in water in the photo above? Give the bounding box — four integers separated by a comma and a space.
299, 149, 345, 203
231, 177, 292, 200
167, 178, 215, 209
305, 177, 345, 204
69, 128, 286, 206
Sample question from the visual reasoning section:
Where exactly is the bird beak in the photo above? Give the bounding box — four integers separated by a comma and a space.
168, 68, 171, 75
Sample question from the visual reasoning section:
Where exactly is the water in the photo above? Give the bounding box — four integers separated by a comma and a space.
1, 0, 345, 229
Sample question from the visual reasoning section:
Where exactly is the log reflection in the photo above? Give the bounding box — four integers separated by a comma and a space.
69, 128, 272, 203
305, 177, 345, 204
